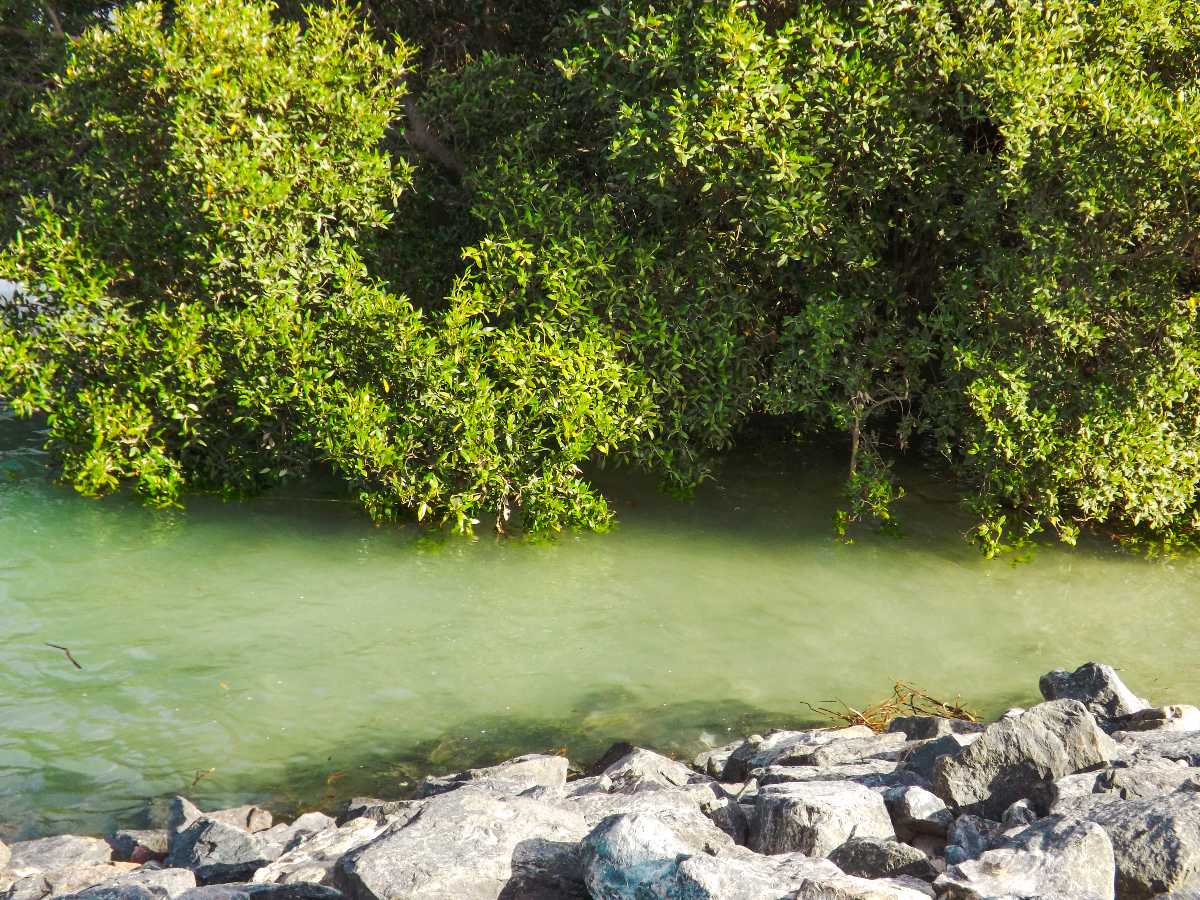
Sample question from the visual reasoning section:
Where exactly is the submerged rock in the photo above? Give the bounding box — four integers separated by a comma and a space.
936, 815, 1115, 900
932, 699, 1118, 818
749, 780, 895, 856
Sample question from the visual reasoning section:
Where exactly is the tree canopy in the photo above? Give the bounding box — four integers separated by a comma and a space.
3, 0, 1200, 552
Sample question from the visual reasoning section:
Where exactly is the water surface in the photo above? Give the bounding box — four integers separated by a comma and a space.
0, 406, 1195, 838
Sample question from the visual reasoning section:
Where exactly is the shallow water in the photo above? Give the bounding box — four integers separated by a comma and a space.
0, 406, 1196, 839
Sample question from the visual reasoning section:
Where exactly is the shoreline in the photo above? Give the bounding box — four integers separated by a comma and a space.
2, 661, 1199, 899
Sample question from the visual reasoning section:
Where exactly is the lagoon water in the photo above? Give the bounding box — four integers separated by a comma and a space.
1, 404, 1197, 839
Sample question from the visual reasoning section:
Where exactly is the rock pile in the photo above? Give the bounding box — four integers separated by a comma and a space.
2, 662, 1198, 899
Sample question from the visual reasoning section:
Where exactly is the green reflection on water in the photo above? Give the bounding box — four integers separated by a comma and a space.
0, 406, 1193, 838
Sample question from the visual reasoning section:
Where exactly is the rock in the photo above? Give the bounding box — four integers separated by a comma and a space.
102, 870, 196, 900
883, 786, 951, 839
166, 799, 272, 845
935, 815, 1115, 900
887, 718, 983, 741
1000, 799, 1039, 829
1117, 730, 1200, 766
1112, 705, 1200, 734
1070, 790, 1200, 898
166, 819, 279, 884
336, 799, 420, 827
749, 780, 895, 856
580, 811, 843, 900
1039, 662, 1149, 726
944, 815, 1003, 865
0, 841, 10, 871
597, 746, 702, 789
722, 727, 876, 782
675, 782, 750, 845
3, 868, 129, 900
107, 831, 167, 864
828, 837, 939, 881
789, 874, 934, 899
176, 887, 342, 900
7, 837, 113, 876
695, 741, 742, 779
757, 760, 911, 790
252, 817, 388, 886
773, 733, 910, 768
256, 814, 337, 860
1051, 758, 1200, 814
334, 786, 590, 900
414, 753, 568, 799
900, 734, 978, 781
931, 700, 1118, 818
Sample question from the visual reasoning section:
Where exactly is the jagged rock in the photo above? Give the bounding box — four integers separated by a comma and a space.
757, 760, 906, 788
580, 811, 844, 900
1039, 662, 1149, 726
900, 734, 978, 781
414, 753, 568, 799
6, 837, 113, 876
888, 718, 983, 741
1000, 799, 1039, 829
1112, 705, 1200, 733
944, 816, 1003, 866
935, 815, 1115, 900
598, 746, 703, 789
774, 733, 910, 768
52, 869, 198, 900
0, 840, 8, 870
334, 786, 589, 900
166, 819, 279, 884
1117, 730, 1200, 766
828, 837, 938, 881
176, 886, 342, 900
3, 867, 142, 900
932, 700, 1118, 818
252, 817, 388, 886
789, 874, 934, 899
166, 800, 272, 855
1069, 789, 1200, 898
695, 741, 743, 778
1051, 758, 1200, 814
883, 786, 951, 839
749, 780, 895, 856
722, 728, 876, 781
256, 814, 337, 860
674, 782, 750, 845
336, 799, 421, 827
107, 831, 167, 864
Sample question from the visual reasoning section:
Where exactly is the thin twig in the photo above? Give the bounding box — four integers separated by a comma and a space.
45, 642, 82, 670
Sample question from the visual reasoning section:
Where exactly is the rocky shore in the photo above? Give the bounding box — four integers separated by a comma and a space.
3, 662, 1200, 899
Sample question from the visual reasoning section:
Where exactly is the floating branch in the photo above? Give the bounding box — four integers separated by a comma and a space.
44, 642, 82, 670
802, 681, 979, 734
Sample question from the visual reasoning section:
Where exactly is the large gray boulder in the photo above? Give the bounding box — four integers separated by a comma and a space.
580, 811, 844, 900
54, 869, 197, 900
1117, 730, 1200, 767
827, 837, 938, 881
166, 799, 272, 847
936, 815, 1115, 900
900, 734, 978, 782
252, 817, 388, 886
749, 780, 895, 856
722, 728, 876, 781
596, 746, 704, 790
883, 786, 952, 839
336, 799, 421, 827
1051, 758, 1200, 814
7, 837, 112, 876
789, 874, 934, 899
334, 787, 589, 900
1040, 662, 1149, 726
2, 867, 139, 900
414, 753, 568, 799
175, 886, 342, 900
166, 819, 280, 884
932, 700, 1118, 818
1071, 789, 1200, 898
773, 733, 910, 768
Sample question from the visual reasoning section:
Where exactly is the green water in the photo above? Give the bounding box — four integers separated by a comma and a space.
1, 406, 1197, 840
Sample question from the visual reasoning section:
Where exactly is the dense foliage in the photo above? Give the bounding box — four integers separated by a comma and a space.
3, 0, 1200, 551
